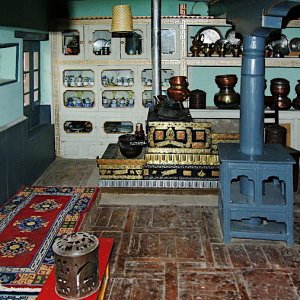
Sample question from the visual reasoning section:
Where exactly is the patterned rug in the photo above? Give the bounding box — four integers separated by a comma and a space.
0, 186, 99, 295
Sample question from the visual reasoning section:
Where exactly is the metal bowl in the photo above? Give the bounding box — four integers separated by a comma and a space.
215, 74, 237, 87
118, 134, 143, 158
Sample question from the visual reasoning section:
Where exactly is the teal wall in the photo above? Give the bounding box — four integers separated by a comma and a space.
0, 27, 23, 127
0, 0, 49, 127
65, 0, 208, 17
0, 0, 298, 126
0, 0, 207, 127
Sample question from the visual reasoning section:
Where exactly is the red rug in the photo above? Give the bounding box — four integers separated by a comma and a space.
0, 186, 99, 292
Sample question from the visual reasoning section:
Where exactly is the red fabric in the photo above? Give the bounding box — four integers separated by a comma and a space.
0, 194, 71, 267
0, 186, 100, 290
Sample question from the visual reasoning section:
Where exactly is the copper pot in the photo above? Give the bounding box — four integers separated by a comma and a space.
167, 87, 190, 102
169, 76, 189, 87
270, 78, 291, 110
270, 78, 290, 97
189, 89, 206, 109
292, 80, 300, 110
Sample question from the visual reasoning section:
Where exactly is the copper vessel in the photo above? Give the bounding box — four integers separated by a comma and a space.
169, 76, 189, 87
270, 78, 291, 110
167, 76, 190, 108
292, 80, 300, 110
201, 43, 215, 57
214, 74, 240, 109
189, 89, 206, 109
167, 88, 190, 102
190, 36, 202, 57
265, 124, 287, 147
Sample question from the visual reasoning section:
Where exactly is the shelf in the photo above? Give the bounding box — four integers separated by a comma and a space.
190, 107, 240, 119
185, 57, 300, 67
190, 107, 300, 120
52, 15, 300, 158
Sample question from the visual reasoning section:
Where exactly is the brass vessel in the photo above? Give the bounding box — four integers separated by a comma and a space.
214, 74, 240, 109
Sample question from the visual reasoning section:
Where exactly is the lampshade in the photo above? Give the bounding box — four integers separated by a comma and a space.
111, 4, 133, 33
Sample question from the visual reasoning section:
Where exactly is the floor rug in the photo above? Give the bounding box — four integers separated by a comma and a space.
0, 186, 99, 294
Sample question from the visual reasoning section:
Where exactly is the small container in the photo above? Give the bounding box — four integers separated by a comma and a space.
135, 123, 145, 140
189, 89, 206, 109
53, 232, 99, 299
265, 124, 287, 147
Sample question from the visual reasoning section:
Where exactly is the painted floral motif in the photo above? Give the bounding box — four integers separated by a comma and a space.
30, 199, 61, 212
13, 216, 49, 232
0, 238, 35, 258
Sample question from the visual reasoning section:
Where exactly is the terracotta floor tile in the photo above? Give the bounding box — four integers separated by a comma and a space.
33, 159, 300, 299
106, 278, 164, 300
243, 270, 299, 300
179, 270, 245, 299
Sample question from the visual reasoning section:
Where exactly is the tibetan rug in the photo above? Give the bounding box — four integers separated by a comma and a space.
0, 186, 99, 295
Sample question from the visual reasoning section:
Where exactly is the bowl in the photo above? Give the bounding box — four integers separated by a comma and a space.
169, 76, 189, 86
118, 134, 143, 158
215, 74, 237, 87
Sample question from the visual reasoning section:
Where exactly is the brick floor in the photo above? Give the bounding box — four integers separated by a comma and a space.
35, 158, 300, 299
81, 203, 300, 299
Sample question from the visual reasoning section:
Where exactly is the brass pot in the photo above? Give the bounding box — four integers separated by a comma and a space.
214, 74, 240, 109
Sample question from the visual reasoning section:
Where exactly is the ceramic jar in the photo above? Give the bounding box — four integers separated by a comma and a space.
214, 74, 240, 109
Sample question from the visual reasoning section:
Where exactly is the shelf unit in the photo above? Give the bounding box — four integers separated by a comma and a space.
51, 16, 300, 158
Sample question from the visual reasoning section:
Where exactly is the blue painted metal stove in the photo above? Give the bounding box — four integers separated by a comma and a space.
218, 143, 294, 246
207, 0, 300, 245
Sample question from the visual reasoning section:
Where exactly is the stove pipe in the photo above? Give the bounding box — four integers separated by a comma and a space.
239, 35, 266, 156
151, 0, 162, 99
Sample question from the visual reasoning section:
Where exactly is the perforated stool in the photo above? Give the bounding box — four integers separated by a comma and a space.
218, 143, 295, 246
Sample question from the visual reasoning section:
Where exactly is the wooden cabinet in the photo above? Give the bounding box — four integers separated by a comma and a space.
51, 16, 300, 158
